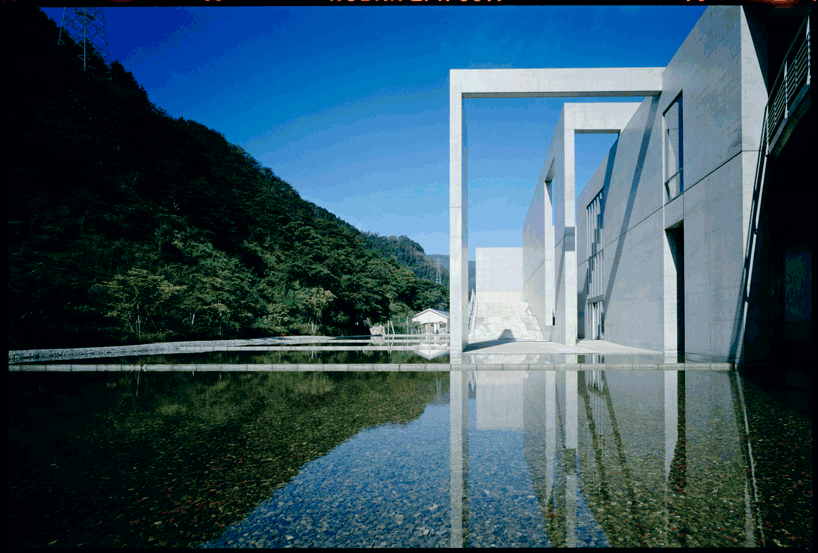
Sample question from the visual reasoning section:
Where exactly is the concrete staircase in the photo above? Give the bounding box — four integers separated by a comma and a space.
471, 300, 545, 342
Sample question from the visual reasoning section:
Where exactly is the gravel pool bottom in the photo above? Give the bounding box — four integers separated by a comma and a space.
199, 371, 809, 548
200, 399, 566, 548
8, 370, 812, 548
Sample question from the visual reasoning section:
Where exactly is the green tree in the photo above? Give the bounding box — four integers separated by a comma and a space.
7, 6, 452, 348
90, 269, 185, 342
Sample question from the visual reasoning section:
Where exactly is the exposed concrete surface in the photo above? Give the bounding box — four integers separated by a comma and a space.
450, 68, 663, 355
8, 336, 374, 363
464, 339, 660, 355
471, 301, 544, 342
9, 363, 733, 372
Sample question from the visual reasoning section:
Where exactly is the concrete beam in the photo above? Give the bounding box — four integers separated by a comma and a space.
453, 68, 664, 98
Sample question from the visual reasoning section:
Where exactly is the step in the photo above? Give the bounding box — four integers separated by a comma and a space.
471, 300, 544, 341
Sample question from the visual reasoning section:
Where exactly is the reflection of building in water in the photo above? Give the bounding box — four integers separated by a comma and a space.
475, 371, 528, 430
412, 344, 448, 360
452, 369, 765, 546
516, 370, 763, 547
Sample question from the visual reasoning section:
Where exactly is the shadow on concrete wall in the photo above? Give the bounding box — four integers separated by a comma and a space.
602, 97, 660, 342
579, 132, 620, 340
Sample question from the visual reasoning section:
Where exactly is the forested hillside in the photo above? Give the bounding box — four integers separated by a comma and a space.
360, 232, 449, 288
6, 7, 448, 349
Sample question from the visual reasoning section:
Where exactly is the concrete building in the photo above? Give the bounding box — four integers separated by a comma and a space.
450, 5, 811, 365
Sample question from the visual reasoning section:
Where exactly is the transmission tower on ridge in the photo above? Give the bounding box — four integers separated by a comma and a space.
435, 255, 442, 285
57, 8, 111, 76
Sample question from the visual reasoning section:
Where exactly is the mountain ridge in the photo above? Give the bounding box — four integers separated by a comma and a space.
6, 6, 448, 348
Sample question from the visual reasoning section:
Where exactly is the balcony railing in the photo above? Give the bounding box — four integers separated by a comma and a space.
767, 15, 811, 153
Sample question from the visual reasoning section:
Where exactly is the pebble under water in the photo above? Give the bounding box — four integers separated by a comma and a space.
8, 370, 812, 548
198, 370, 810, 548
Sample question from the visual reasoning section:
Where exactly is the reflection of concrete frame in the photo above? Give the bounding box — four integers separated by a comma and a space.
450, 69, 662, 354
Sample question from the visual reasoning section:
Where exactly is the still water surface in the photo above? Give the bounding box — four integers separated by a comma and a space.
198, 370, 808, 548
8, 370, 812, 548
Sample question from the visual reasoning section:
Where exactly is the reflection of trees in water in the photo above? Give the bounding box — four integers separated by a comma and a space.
95, 348, 448, 364
8, 371, 447, 548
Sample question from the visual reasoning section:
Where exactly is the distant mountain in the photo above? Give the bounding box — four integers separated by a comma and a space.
359, 233, 449, 289
6, 6, 449, 348
430, 255, 475, 294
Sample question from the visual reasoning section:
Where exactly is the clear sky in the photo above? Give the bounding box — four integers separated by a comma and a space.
42, 5, 706, 260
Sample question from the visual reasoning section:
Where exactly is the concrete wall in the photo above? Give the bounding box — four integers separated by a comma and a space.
576, 96, 664, 352
452, 6, 765, 360
577, 146, 617, 340
524, 179, 554, 333
476, 247, 523, 302
664, 5, 764, 362
528, 103, 641, 345
574, 6, 766, 360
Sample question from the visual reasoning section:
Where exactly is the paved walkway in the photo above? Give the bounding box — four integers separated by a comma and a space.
464, 339, 661, 356
10, 362, 732, 372
9, 337, 735, 371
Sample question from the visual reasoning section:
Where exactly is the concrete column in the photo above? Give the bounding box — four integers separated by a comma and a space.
565, 371, 578, 547
664, 370, 678, 482
544, 180, 556, 327
449, 73, 468, 357
449, 370, 470, 547
558, 127, 578, 346
545, 371, 556, 510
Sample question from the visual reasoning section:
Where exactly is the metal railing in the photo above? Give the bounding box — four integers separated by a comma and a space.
766, 15, 811, 152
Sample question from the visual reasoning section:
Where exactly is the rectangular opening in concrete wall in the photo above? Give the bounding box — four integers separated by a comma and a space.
464, 98, 567, 261
586, 189, 605, 340
575, 133, 619, 199
545, 178, 555, 227
666, 224, 685, 356
663, 94, 683, 203
587, 300, 604, 340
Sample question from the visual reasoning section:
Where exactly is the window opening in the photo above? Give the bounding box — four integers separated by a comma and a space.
663, 94, 683, 202
587, 189, 605, 339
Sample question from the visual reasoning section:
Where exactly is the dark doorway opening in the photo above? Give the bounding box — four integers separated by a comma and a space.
666, 225, 685, 358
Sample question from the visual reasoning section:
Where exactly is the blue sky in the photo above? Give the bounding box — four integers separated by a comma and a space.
42, 6, 706, 260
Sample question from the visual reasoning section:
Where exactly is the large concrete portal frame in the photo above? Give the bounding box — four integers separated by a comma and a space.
531, 102, 643, 346
450, 68, 663, 356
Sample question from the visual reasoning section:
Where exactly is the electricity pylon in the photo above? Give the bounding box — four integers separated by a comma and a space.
435, 255, 442, 284
57, 8, 111, 76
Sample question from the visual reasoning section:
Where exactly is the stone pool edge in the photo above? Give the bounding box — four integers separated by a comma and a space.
9, 363, 735, 372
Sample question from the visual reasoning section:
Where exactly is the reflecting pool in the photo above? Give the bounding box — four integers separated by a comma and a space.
8, 371, 812, 548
